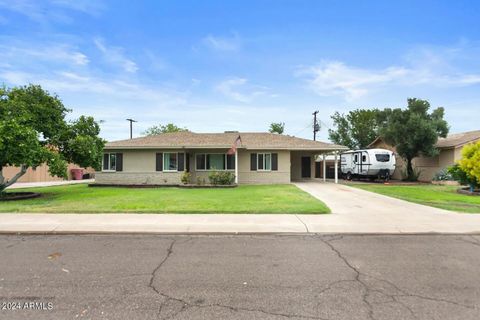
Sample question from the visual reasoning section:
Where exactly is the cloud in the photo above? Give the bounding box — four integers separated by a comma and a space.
215, 77, 269, 103
0, 0, 104, 24
0, 43, 89, 66
94, 38, 138, 73
202, 33, 242, 51
298, 57, 480, 101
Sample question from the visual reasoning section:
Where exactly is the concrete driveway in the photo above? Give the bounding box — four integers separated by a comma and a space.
294, 181, 480, 233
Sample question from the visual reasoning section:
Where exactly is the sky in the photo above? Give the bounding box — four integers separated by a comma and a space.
0, 0, 479, 142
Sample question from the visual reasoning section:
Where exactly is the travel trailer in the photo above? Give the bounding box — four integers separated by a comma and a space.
341, 149, 396, 181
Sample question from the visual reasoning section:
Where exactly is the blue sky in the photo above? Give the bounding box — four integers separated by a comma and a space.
1, 0, 479, 141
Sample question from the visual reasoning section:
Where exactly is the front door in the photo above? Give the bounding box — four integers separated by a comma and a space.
301, 156, 311, 178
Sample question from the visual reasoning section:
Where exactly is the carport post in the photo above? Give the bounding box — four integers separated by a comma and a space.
334, 152, 338, 184
322, 153, 326, 182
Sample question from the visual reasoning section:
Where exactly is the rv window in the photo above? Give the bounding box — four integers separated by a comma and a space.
362, 155, 366, 162
354, 154, 358, 163
375, 154, 390, 162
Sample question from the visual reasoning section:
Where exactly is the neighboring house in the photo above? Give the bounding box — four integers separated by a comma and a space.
96, 131, 347, 185
368, 130, 480, 181
2, 163, 95, 183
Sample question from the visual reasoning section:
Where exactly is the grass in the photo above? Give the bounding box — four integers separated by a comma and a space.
351, 183, 480, 213
0, 184, 330, 214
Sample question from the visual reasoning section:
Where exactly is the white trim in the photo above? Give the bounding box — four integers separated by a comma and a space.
257, 153, 272, 172
163, 152, 179, 172
102, 153, 117, 172
195, 153, 235, 171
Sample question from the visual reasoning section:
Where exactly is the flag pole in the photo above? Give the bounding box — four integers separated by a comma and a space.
235, 148, 238, 184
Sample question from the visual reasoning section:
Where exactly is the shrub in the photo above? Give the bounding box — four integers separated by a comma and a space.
458, 141, 480, 185
432, 168, 453, 181
208, 171, 235, 185
448, 164, 479, 191
180, 171, 191, 185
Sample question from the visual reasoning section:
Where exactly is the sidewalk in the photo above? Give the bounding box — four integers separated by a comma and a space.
6, 179, 94, 189
1, 182, 480, 234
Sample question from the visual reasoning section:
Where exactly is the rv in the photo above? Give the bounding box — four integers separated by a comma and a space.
341, 149, 396, 181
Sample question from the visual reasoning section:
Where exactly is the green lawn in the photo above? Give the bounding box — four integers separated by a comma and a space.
0, 184, 329, 214
351, 183, 480, 213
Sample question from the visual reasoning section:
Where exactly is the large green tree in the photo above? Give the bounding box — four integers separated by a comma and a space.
328, 109, 381, 149
269, 122, 285, 134
142, 123, 188, 136
378, 98, 449, 181
0, 85, 105, 193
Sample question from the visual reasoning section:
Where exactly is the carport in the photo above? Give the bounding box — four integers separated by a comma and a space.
290, 145, 347, 183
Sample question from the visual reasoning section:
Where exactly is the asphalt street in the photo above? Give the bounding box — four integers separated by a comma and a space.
0, 234, 479, 320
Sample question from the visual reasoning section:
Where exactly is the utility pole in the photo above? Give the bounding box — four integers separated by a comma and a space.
312, 110, 320, 141
126, 118, 137, 139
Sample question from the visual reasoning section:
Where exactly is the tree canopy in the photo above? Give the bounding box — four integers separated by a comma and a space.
0, 84, 105, 193
378, 98, 449, 181
328, 109, 381, 149
142, 123, 188, 136
269, 122, 285, 134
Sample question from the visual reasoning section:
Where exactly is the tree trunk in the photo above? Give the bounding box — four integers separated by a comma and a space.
0, 165, 28, 194
406, 158, 415, 181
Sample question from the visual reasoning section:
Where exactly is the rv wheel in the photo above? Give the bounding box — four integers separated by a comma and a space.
346, 172, 352, 181
384, 172, 390, 182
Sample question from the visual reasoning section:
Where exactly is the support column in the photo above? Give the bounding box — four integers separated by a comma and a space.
322, 153, 326, 182
235, 149, 239, 184
334, 152, 338, 184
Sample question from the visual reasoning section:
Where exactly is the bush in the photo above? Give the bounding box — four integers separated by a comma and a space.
432, 168, 453, 181
180, 171, 191, 185
208, 171, 235, 185
448, 164, 479, 191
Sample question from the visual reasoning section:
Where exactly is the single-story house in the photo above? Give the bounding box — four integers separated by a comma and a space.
368, 129, 480, 181
96, 131, 347, 185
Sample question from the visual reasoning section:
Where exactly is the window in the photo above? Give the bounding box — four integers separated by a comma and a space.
257, 153, 272, 171
163, 153, 178, 171
195, 153, 235, 171
375, 154, 390, 162
103, 153, 117, 171
362, 155, 367, 162
196, 154, 206, 170
354, 154, 358, 163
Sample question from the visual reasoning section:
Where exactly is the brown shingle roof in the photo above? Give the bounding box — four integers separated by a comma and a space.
436, 130, 480, 148
368, 130, 480, 149
105, 132, 347, 151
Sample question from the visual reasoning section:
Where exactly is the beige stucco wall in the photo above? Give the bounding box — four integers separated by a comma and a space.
96, 149, 292, 185
238, 150, 290, 184
290, 151, 316, 181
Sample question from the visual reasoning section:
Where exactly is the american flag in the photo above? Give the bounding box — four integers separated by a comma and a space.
227, 135, 242, 155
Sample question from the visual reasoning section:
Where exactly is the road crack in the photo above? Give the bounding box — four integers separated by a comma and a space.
320, 237, 475, 320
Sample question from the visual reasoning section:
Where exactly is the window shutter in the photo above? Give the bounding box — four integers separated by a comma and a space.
185, 153, 190, 172
178, 153, 185, 171
250, 153, 257, 171
272, 153, 278, 171
116, 153, 123, 172
103, 154, 109, 170
156, 153, 163, 171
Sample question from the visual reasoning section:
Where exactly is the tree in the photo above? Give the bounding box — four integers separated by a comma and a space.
0, 84, 105, 193
269, 122, 285, 134
328, 109, 380, 149
378, 98, 449, 181
455, 141, 480, 191
142, 123, 188, 136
